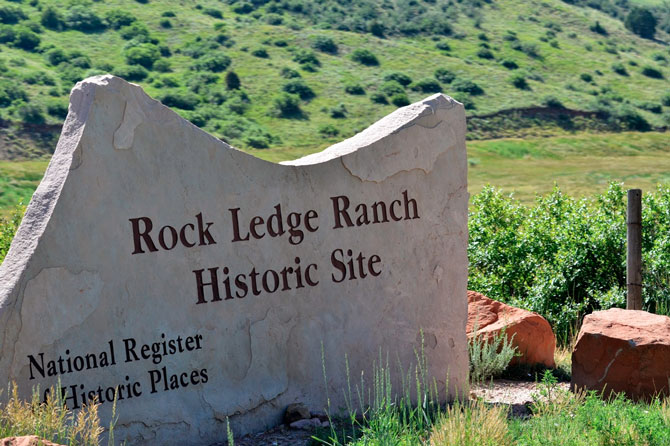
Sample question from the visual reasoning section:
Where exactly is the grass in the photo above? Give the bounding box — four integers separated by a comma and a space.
1, 131, 667, 218
0, 383, 107, 446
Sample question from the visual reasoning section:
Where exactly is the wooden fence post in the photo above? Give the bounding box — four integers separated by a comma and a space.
627, 189, 642, 310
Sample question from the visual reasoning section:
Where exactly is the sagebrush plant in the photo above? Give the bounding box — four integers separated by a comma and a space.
0, 383, 103, 445
469, 183, 670, 344
468, 324, 518, 383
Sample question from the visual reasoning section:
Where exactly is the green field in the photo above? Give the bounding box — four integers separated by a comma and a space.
2, 131, 668, 217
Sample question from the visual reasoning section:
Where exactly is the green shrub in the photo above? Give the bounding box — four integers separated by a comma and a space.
390, 93, 410, 106
311, 35, 338, 54
225, 71, 240, 90
265, 14, 283, 25
162, 11, 176, 17
105, 10, 136, 29
41, 6, 64, 30
292, 48, 320, 67
329, 103, 347, 118
318, 124, 339, 137
119, 22, 150, 40
611, 62, 628, 76
46, 100, 68, 119
370, 92, 388, 104
635, 101, 662, 114
152, 59, 171, 73
435, 41, 451, 51
452, 78, 484, 95
580, 73, 593, 82
13, 27, 40, 51
510, 73, 529, 89
661, 93, 670, 107
0, 205, 24, 262
434, 68, 455, 84
232, 2, 254, 14
18, 103, 46, 124
203, 8, 223, 19
283, 80, 315, 99
469, 326, 518, 383
625, 7, 657, 39
251, 48, 269, 58
272, 92, 301, 117
124, 43, 161, 69
64, 6, 105, 32
160, 92, 200, 110
0, 5, 26, 24
279, 67, 301, 79
344, 83, 365, 95
590, 21, 607, 35
641, 66, 664, 79
381, 80, 405, 97
159, 18, 172, 28
476, 48, 494, 59
542, 95, 564, 108
351, 48, 379, 66
0, 25, 16, 43
383, 71, 412, 86
411, 78, 441, 93
192, 54, 231, 72
501, 59, 518, 70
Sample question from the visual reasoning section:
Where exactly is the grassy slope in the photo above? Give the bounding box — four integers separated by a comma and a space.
3, 131, 668, 217
0, 0, 668, 155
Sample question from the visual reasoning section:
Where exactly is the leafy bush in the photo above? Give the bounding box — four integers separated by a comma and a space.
283, 80, 315, 99
370, 92, 388, 104
292, 48, 320, 67
12, 27, 40, 51
64, 6, 105, 32
160, 92, 200, 110
119, 22, 150, 41
542, 95, 564, 108
105, 10, 136, 29
225, 71, 240, 90
435, 41, 451, 51
610, 105, 651, 131
251, 48, 269, 58
381, 80, 405, 97
469, 183, 670, 343
279, 67, 301, 79
193, 54, 231, 72
124, 44, 161, 69
1, 205, 24, 262
383, 71, 412, 86
351, 48, 379, 66
18, 103, 46, 124
611, 62, 628, 76
580, 73, 593, 82
390, 93, 410, 106
452, 78, 484, 95
501, 59, 518, 70
271, 92, 301, 117
635, 101, 662, 114
344, 83, 365, 95
203, 8, 223, 19
625, 7, 657, 39
318, 124, 339, 137
661, 93, 670, 107
114, 65, 148, 81
590, 21, 607, 35
411, 78, 441, 93
476, 48, 494, 59
311, 35, 337, 54
152, 59, 171, 73
0, 25, 16, 43
46, 100, 68, 119
510, 73, 529, 89
41, 6, 64, 30
0, 5, 26, 24
641, 66, 664, 79
329, 103, 347, 118
159, 18, 172, 28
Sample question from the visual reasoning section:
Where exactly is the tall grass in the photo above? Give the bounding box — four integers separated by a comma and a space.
0, 383, 103, 445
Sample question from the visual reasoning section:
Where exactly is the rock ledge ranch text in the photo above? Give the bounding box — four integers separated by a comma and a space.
129, 191, 420, 304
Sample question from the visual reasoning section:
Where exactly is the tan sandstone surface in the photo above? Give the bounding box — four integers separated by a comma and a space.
0, 76, 469, 445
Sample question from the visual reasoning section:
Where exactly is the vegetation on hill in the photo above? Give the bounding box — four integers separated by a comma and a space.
0, 0, 667, 156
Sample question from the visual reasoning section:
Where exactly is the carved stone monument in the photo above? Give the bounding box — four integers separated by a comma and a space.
0, 76, 468, 445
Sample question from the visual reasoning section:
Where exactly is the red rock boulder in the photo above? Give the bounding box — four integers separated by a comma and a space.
571, 308, 670, 401
467, 290, 556, 368
0, 436, 65, 446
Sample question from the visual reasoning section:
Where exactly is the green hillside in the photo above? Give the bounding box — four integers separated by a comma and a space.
0, 0, 667, 158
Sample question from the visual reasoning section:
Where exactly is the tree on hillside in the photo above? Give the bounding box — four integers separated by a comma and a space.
625, 7, 657, 39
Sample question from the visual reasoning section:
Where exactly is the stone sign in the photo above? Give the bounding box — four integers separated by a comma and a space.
0, 76, 468, 445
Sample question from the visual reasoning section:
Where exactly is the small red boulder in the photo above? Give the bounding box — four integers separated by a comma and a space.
0, 436, 65, 446
467, 290, 556, 368
571, 308, 670, 401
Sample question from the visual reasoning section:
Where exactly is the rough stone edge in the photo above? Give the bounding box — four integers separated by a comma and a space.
282, 93, 461, 166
